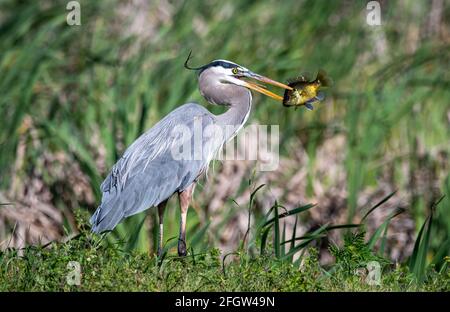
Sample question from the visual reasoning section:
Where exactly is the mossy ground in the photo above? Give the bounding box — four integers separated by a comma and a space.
1, 234, 448, 291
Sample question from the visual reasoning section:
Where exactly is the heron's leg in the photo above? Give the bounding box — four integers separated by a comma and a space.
157, 200, 167, 257
177, 183, 195, 256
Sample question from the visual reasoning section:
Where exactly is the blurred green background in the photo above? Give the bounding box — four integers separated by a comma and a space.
0, 0, 449, 263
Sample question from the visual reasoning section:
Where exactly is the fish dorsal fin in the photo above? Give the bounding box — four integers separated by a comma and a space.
316, 69, 333, 87
286, 78, 297, 84
299, 72, 313, 81
286, 77, 304, 84
286, 71, 312, 84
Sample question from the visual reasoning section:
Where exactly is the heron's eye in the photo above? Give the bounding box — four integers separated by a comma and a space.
232, 67, 239, 75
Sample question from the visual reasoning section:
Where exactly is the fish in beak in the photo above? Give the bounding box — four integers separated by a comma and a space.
238, 71, 293, 101
282, 69, 333, 110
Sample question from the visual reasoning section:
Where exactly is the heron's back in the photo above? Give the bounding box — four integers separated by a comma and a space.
90, 103, 222, 233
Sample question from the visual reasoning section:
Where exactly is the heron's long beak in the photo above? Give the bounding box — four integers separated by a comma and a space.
241, 72, 292, 101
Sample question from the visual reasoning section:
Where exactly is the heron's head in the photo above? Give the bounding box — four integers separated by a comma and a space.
184, 52, 292, 106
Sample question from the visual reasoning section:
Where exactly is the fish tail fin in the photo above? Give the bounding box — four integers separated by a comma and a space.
316, 69, 333, 88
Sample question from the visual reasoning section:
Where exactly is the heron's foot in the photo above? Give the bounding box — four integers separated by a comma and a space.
157, 247, 163, 258
177, 239, 187, 256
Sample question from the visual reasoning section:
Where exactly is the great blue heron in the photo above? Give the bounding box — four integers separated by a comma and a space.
90, 54, 292, 256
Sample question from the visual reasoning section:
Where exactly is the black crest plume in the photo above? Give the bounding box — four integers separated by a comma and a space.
184, 50, 205, 71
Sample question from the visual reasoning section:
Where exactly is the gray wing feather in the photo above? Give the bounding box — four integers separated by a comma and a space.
90, 103, 220, 233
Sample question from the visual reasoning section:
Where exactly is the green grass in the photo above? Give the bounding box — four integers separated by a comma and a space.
1, 230, 448, 291
0, 0, 449, 289
1, 195, 449, 291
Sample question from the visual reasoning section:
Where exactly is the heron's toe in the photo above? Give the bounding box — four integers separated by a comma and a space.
178, 240, 187, 256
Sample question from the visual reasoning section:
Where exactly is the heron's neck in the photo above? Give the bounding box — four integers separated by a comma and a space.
217, 90, 252, 142
216, 90, 252, 139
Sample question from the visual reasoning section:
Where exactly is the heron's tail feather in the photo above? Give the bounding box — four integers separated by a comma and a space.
90, 203, 125, 233
90, 193, 127, 233
90, 180, 165, 233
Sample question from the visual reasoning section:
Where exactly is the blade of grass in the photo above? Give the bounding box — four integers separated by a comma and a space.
260, 226, 271, 256
281, 224, 359, 246
125, 214, 147, 252
281, 221, 286, 257
189, 221, 211, 250
287, 215, 298, 262
362, 191, 397, 221
409, 196, 444, 282
367, 208, 404, 250
274, 202, 280, 258
262, 204, 316, 228
408, 215, 428, 272
281, 224, 330, 260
